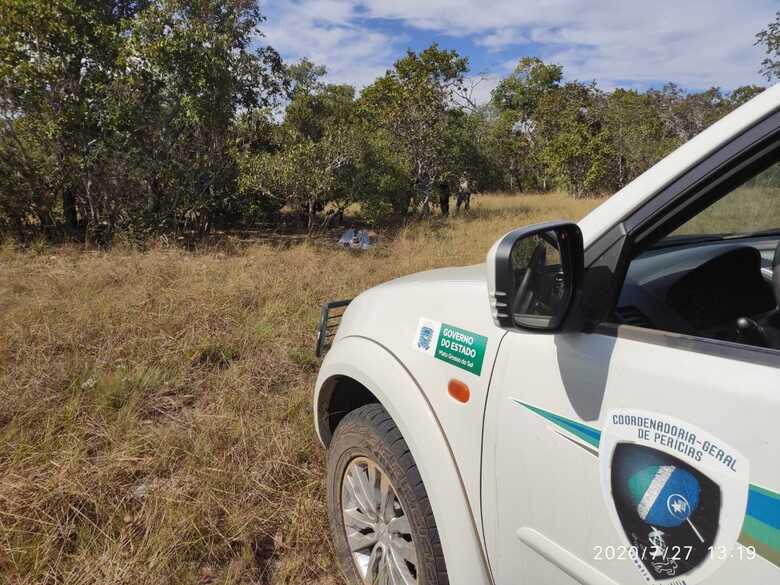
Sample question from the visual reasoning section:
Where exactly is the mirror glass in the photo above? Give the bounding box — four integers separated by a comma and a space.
510, 228, 572, 328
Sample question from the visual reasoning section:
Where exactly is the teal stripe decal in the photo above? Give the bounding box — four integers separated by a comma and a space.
743, 485, 780, 566
512, 399, 601, 448
512, 400, 780, 569
747, 484, 780, 532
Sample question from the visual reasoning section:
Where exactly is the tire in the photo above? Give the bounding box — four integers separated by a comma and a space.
327, 403, 449, 585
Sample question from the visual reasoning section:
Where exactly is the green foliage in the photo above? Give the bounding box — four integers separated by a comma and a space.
492, 57, 563, 116
602, 88, 676, 188
0, 0, 283, 241
0, 9, 775, 239
240, 127, 363, 231
757, 12, 780, 81
533, 83, 608, 197
238, 78, 372, 230
486, 60, 767, 197
359, 44, 471, 214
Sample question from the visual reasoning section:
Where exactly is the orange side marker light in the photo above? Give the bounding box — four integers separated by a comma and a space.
448, 379, 470, 403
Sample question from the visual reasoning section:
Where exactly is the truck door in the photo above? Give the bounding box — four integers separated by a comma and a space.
482, 146, 780, 585
483, 328, 779, 585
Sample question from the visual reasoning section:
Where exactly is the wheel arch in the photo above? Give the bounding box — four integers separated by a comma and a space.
314, 335, 494, 585
316, 374, 379, 448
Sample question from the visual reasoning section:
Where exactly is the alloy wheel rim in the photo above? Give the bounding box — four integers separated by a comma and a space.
341, 456, 418, 585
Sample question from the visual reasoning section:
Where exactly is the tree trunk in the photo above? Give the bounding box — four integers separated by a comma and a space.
418, 176, 432, 216
307, 199, 316, 234
418, 187, 432, 215
63, 188, 79, 236
438, 185, 450, 216
146, 177, 162, 214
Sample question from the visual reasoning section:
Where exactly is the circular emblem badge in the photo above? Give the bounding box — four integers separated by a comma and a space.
599, 410, 749, 584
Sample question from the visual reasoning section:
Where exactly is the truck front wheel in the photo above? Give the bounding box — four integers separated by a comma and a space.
326, 404, 449, 585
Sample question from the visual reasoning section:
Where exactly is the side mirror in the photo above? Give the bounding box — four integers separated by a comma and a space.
487, 221, 584, 331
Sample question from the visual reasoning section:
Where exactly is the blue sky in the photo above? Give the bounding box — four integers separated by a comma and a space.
259, 1, 779, 102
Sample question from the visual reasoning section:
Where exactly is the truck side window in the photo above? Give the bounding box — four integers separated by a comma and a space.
614, 159, 780, 350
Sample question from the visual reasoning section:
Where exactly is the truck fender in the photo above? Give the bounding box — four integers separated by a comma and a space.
314, 335, 494, 585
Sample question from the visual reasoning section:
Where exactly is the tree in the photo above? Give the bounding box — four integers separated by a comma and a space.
535, 82, 612, 197
120, 0, 284, 235
285, 58, 327, 97
491, 57, 563, 117
603, 89, 677, 189
487, 58, 564, 192
239, 72, 372, 231
0, 0, 284, 241
239, 125, 363, 232
360, 44, 470, 214
728, 85, 765, 108
756, 12, 780, 81
0, 0, 142, 239
285, 83, 357, 142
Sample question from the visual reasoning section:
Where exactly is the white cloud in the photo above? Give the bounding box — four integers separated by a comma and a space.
259, 0, 398, 88
260, 0, 778, 98
477, 29, 528, 51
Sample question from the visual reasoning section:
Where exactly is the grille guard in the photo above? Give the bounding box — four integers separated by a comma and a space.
316, 299, 352, 357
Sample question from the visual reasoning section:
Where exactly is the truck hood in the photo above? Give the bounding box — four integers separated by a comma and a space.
335, 263, 504, 356
378, 263, 487, 288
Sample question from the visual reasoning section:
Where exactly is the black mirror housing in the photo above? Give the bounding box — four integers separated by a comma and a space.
487, 221, 584, 331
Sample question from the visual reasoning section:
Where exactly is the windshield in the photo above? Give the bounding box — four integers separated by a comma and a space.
666, 158, 780, 240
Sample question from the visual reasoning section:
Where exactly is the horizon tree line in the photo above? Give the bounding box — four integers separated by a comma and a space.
2, 2, 780, 243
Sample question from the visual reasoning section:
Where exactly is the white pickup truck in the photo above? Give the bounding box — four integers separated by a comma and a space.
314, 85, 780, 585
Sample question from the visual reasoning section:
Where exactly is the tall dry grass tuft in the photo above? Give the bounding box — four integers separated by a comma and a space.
0, 193, 603, 584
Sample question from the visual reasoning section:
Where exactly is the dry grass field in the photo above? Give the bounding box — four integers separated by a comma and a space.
673, 185, 780, 236
0, 193, 603, 585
